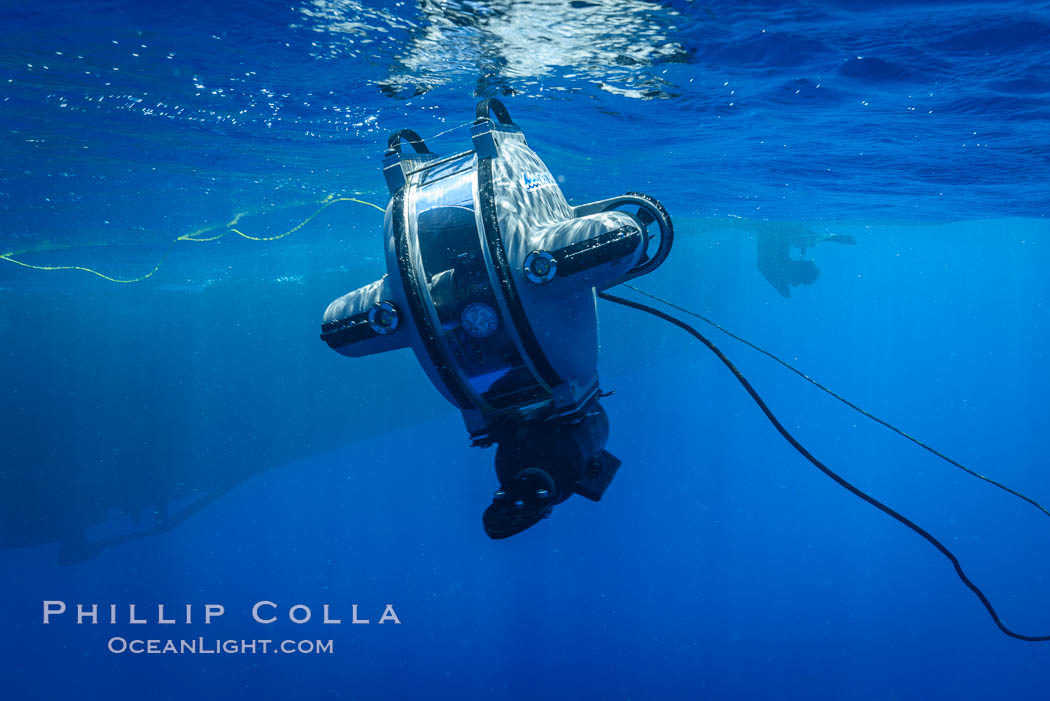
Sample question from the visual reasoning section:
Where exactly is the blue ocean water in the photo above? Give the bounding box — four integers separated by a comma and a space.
2, 1, 1049, 699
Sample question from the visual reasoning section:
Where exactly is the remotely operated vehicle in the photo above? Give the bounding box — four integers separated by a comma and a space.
316, 99, 1050, 643
320, 99, 672, 538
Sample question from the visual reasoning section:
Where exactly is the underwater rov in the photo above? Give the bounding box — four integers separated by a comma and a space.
321, 99, 1050, 642
320, 99, 672, 539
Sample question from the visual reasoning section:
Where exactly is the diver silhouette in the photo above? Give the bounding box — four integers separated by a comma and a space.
755, 226, 856, 297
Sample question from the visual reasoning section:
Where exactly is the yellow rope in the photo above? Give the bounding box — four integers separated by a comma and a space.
0, 195, 385, 284
177, 232, 226, 242
227, 196, 384, 241
0, 250, 172, 284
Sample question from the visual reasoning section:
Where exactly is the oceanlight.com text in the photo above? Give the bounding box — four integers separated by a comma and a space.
107, 637, 334, 655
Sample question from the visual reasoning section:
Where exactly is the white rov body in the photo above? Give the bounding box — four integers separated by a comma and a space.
321, 99, 672, 443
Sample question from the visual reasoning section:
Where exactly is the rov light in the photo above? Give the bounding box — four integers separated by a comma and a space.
320, 99, 672, 538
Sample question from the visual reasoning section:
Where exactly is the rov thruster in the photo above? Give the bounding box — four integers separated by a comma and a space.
320, 99, 672, 538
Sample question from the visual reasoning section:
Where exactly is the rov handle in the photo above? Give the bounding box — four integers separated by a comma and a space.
386, 129, 431, 155
573, 192, 674, 280
475, 98, 515, 125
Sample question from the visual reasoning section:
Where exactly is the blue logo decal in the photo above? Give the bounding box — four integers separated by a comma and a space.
521, 171, 556, 191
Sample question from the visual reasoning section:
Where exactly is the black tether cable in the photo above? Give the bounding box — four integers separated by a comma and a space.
599, 291, 1050, 642
624, 284, 1050, 522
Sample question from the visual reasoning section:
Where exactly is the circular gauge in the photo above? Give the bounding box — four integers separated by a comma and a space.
460, 302, 500, 339
524, 250, 557, 284
367, 301, 400, 334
